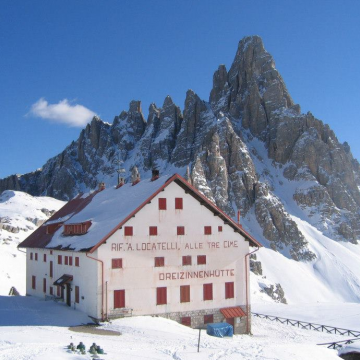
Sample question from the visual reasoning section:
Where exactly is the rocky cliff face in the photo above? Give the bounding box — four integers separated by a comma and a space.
1, 36, 359, 259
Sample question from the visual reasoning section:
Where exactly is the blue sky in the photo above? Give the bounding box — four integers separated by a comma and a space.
1, 1, 360, 179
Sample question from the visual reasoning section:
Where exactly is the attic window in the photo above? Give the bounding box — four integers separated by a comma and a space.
46, 223, 62, 235
63, 221, 92, 236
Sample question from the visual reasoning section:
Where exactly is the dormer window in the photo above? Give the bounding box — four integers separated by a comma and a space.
63, 221, 92, 236
46, 223, 63, 235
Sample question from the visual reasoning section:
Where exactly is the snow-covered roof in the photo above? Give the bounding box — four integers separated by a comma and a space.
19, 174, 261, 252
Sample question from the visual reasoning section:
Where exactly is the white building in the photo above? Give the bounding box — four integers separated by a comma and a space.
19, 173, 261, 334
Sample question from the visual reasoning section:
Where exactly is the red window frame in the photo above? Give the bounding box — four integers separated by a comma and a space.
204, 226, 212, 235
197, 255, 206, 265
43, 254, 47, 262
204, 314, 214, 324
181, 317, 191, 327
114, 289, 125, 308
58, 255, 62, 265
218, 226, 223, 232
203, 283, 213, 301
156, 287, 167, 305
149, 226, 158, 236
175, 198, 183, 209
35, 253, 38, 261
65, 256, 68, 265
69, 256, 73, 266
124, 226, 133, 236
32, 275, 36, 290
180, 285, 190, 303
158, 198, 167, 210
177, 226, 185, 236
225, 282, 235, 299
75, 257, 80, 267
75, 286, 80, 304
182, 255, 192, 266
154, 257, 164, 267
43, 278, 46, 293
112, 258, 123, 269
50, 261, 53, 278
30, 252, 33, 260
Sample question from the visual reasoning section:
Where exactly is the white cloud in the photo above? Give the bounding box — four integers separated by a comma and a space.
29, 98, 97, 127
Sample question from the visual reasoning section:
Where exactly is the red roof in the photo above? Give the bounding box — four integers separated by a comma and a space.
220, 307, 247, 318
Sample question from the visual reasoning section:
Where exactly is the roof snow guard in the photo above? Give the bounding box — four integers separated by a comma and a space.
53, 274, 73, 286
220, 307, 247, 318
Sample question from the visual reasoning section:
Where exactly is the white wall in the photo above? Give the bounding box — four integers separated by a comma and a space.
98, 181, 250, 316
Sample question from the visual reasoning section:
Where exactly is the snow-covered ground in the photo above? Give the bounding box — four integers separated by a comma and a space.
1, 296, 357, 360
0, 190, 65, 295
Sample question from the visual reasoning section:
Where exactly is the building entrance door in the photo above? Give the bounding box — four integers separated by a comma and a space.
226, 317, 235, 328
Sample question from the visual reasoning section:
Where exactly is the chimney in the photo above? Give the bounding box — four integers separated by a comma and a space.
131, 166, 141, 186
116, 177, 125, 189
98, 182, 106, 191
151, 169, 159, 182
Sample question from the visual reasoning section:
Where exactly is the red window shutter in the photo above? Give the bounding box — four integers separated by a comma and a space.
50, 286, 53, 295
58, 255, 62, 265
177, 226, 185, 236
154, 257, 164, 267
197, 255, 206, 265
149, 226, 158, 236
32, 276, 36, 290
225, 282, 235, 299
75, 257, 79, 267
124, 226, 133, 236
181, 317, 191, 327
50, 261, 53, 278
114, 289, 125, 308
204, 226, 212, 235
75, 286, 80, 304
204, 314, 214, 324
156, 287, 167, 305
203, 283, 213, 301
180, 285, 190, 303
50, 250, 53, 255
158, 198, 167, 210
112, 258, 123, 269
65, 256, 68, 265
43, 278, 46, 293
69, 257, 73, 266
182, 255, 192, 266
43, 254, 47, 262
30, 252, 33, 260
175, 198, 183, 209
218, 226, 223, 232
35, 253, 38, 261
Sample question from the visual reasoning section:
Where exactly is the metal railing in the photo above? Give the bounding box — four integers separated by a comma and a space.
252, 312, 360, 337
317, 337, 360, 350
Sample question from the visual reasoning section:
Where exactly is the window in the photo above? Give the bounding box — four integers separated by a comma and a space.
182, 255, 192, 266
177, 226, 185, 236
50, 250, 53, 255
197, 255, 206, 265
180, 285, 190, 303
158, 198, 167, 210
204, 314, 214, 324
50, 261, 53, 278
75, 257, 80, 267
225, 282, 235, 299
175, 198, 183, 209
75, 286, 80, 304
32, 276, 36, 290
203, 283, 213, 301
114, 289, 125, 308
112, 258, 123, 269
43, 278, 46, 293
218, 226, 223, 232
204, 226, 212, 235
50, 286, 53, 295
35, 253, 38, 261
65, 256, 68, 265
154, 257, 164, 267
69, 256, 73, 266
124, 226, 133, 236
30, 252, 33, 260
149, 226, 158, 236
156, 287, 167, 305
181, 317, 191, 327
58, 255, 62, 265
63, 222, 91, 235
43, 254, 47, 262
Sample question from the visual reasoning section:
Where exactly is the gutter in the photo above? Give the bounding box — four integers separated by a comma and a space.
244, 247, 260, 334
86, 252, 105, 321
